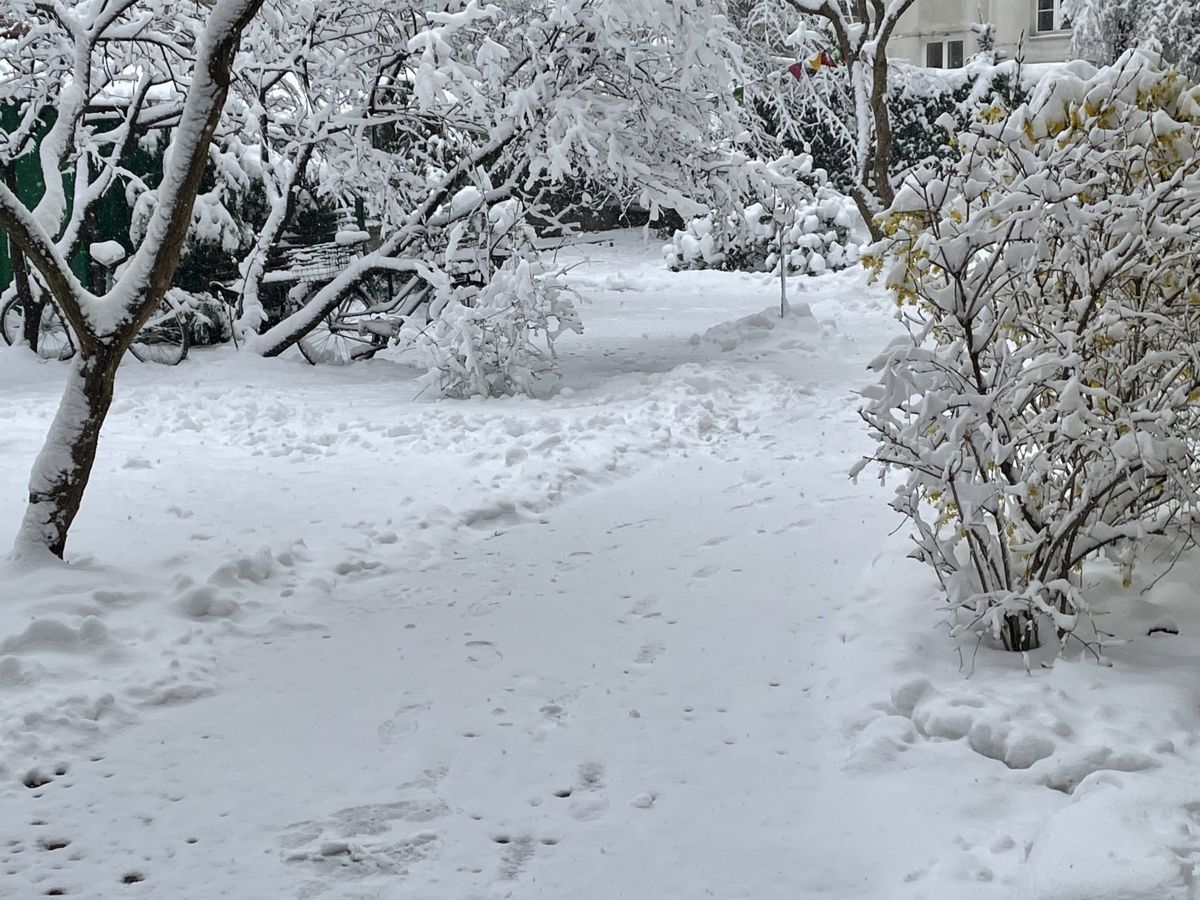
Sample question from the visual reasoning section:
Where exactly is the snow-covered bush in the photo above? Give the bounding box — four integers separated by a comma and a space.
856, 52, 1200, 653
393, 194, 582, 399
395, 194, 581, 399
1072, 0, 1200, 78
665, 156, 864, 276
403, 259, 581, 400
887, 61, 1027, 182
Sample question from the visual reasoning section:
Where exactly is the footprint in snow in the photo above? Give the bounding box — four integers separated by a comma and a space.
629, 595, 661, 618
284, 831, 438, 878
730, 495, 775, 511
332, 558, 386, 578
634, 642, 664, 665
281, 785, 448, 878
495, 834, 536, 880
772, 518, 814, 534
467, 600, 500, 617
577, 761, 605, 790
465, 641, 502, 669
567, 797, 609, 821
377, 703, 429, 744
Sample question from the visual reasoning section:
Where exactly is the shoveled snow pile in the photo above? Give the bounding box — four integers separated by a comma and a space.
688, 302, 828, 353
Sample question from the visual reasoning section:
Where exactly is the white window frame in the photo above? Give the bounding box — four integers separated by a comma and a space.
925, 38, 965, 69
1034, 0, 1071, 35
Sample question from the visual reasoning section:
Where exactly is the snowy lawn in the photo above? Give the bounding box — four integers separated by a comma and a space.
2, 231, 1200, 899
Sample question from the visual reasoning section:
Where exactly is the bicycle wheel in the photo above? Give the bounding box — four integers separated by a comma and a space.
1, 296, 76, 360
128, 300, 189, 365
0, 297, 20, 346
297, 292, 386, 365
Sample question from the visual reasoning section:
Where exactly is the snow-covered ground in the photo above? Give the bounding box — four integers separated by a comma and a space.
2, 232, 1200, 899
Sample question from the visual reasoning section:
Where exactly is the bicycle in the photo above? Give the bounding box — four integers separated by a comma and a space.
1, 289, 190, 365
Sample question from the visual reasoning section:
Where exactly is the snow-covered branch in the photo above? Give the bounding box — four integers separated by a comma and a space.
858, 51, 1200, 651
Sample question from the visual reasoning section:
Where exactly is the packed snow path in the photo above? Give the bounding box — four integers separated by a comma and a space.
4, 233, 1200, 899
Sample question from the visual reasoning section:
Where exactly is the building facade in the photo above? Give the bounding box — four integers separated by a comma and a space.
889, 0, 1074, 68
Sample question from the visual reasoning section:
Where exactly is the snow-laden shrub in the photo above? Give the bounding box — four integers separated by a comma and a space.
664, 155, 865, 276
402, 258, 582, 400
1073, 0, 1200, 79
856, 52, 1200, 653
388, 194, 585, 399
886, 60, 1028, 182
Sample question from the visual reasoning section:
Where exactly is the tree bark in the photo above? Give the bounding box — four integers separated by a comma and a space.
4, 168, 41, 351
1000, 610, 1040, 653
13, 346, 121, 560
9, 243, 41, 351
782, 0, 916, 241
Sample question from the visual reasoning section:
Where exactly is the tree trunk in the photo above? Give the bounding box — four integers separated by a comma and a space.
999, 610, 1040, 652
851, 186, 884, 243
4, 168, 41, 352
12, 346, 121, 560
870, 56, 896, 212
11, 248, 41, 351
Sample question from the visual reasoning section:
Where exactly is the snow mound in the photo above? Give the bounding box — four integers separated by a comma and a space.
0, 616, 120, 657
177, 584, 241, 619
851, 661, 1179, 795
1025, 773, 1199, 900
688, 304, 827, 353
88, 240, 127, 266
0, 343, 59, 386
335, 229, 370, 246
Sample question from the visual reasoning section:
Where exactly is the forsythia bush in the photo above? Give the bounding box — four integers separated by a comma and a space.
856, 52, 1200, 652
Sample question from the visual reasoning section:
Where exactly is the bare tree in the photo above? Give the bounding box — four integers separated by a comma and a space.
244, 0, 748, 358
0, 0, 266, 560
784, 0, 918, 238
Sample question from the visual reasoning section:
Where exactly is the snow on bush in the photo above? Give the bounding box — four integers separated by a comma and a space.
402, 259, 581, 400
886, 59, 1029, 181
855, 51, 1200, 653
395, 196, 582, 400
664, 155, 865, 277
1072, 0, 1200, 78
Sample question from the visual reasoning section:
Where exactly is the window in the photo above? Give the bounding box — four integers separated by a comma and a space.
926, 39, 964, 69
1036, 0, 1071, 33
